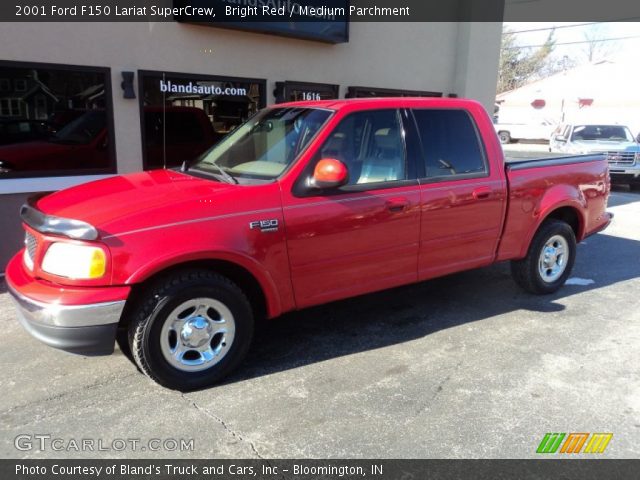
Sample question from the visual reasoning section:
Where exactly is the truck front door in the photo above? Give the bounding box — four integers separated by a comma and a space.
282, 108, 421, 308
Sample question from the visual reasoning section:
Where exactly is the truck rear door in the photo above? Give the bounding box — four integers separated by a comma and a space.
408, 107, 507, 280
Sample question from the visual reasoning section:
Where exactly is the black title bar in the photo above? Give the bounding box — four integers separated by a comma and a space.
2, 0, 640, 22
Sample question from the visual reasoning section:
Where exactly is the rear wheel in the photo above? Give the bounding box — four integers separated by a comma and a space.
511, 220, 576, 294
498, 131, 511, 144
127, 270, 253, 390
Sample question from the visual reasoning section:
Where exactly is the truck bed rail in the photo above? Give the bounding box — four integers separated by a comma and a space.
506, 154, 606, 171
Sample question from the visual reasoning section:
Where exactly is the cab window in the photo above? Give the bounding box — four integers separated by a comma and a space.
317, 109, 406, 185
412, 109, 487, 180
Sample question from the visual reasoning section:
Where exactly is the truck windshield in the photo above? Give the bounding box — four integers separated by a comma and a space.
190, 107, 332, 180
571, 125, 634, 142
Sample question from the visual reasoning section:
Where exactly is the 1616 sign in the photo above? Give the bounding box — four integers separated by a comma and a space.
301, 91, 322, 101
274, 81, 339, 103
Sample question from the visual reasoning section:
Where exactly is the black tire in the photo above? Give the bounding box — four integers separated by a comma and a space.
511, 219, 576, 294
498, 131, 511, 144
127, 270, 254, 391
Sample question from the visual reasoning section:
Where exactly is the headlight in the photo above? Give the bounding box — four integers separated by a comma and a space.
635, 152, 640, 163
41, 243, 107, 279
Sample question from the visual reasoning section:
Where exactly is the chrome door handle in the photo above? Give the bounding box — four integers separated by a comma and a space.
472, 187, 491, 200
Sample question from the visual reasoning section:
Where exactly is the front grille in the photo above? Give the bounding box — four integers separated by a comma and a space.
25, 231, 37, 263
603, 151, 636, 166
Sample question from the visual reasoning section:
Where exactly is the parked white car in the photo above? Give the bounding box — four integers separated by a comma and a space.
494, 120, 555, 144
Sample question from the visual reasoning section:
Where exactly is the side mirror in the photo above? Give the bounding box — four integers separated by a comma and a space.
554, 135, 567, 142
310, 158, 349, 189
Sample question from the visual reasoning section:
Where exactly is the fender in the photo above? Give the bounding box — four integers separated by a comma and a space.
125, 249, 284, 318
517, 184, 587, 259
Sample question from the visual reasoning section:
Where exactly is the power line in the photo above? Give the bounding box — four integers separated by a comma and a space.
504, 34, 640, 49
503, 22, 601, 34
503, 18, 640, 35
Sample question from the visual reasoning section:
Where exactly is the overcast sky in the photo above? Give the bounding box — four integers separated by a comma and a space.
503, 22, 640, 64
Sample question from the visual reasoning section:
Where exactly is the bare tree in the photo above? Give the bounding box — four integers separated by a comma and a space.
539, 54, 577, 78
582, 25, 616, 63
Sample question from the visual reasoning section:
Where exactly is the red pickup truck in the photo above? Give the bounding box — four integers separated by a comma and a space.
6, 98, 612, 390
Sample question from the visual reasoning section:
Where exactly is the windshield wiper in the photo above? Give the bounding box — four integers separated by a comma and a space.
204, 161, 238, 185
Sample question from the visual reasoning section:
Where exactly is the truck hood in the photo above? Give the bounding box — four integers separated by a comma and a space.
570, 140, 640, 152
34, 170, 238, 237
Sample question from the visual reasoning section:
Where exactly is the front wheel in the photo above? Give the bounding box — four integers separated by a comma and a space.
511, 220, 576, 294
127, 270, 254, 390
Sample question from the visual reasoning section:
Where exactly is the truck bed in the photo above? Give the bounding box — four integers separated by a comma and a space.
497, 153, 610, 262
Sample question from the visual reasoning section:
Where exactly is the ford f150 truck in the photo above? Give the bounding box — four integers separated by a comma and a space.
5, 98, 612, 390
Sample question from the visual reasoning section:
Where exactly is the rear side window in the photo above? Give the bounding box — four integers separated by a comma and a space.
412, 109, 487, 179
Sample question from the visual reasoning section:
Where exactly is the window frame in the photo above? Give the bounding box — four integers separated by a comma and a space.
293, 108, 419, 197
137, 69, 267, 171
0, 98, 23, 116
14, 79, 27, 92
409, 107, 490, 184
0, 59, 116, 182
346, 86, 443, 99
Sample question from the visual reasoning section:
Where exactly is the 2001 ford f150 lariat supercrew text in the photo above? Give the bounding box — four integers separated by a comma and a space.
6, 98, 612, 390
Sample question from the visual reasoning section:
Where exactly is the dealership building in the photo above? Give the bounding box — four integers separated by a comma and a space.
0, 19, 501, 269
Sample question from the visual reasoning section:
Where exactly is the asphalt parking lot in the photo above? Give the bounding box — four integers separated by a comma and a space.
1, 188, 639, 459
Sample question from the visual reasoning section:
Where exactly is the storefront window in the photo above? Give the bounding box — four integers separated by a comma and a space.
139, 70, 266, 170
0, 61, 115, 178
274, 81, 339, 103
346, 86, 443, 98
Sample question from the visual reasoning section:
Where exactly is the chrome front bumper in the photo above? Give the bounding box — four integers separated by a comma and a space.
8, 284, 124, 355
609, 166, 640, 179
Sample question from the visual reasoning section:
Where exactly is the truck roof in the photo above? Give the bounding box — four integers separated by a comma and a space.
272, 97, 482, 111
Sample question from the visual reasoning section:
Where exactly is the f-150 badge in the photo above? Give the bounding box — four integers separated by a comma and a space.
249, 219, 279, 233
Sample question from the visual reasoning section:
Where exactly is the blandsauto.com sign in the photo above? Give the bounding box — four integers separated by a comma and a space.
159, 80, 248, 96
